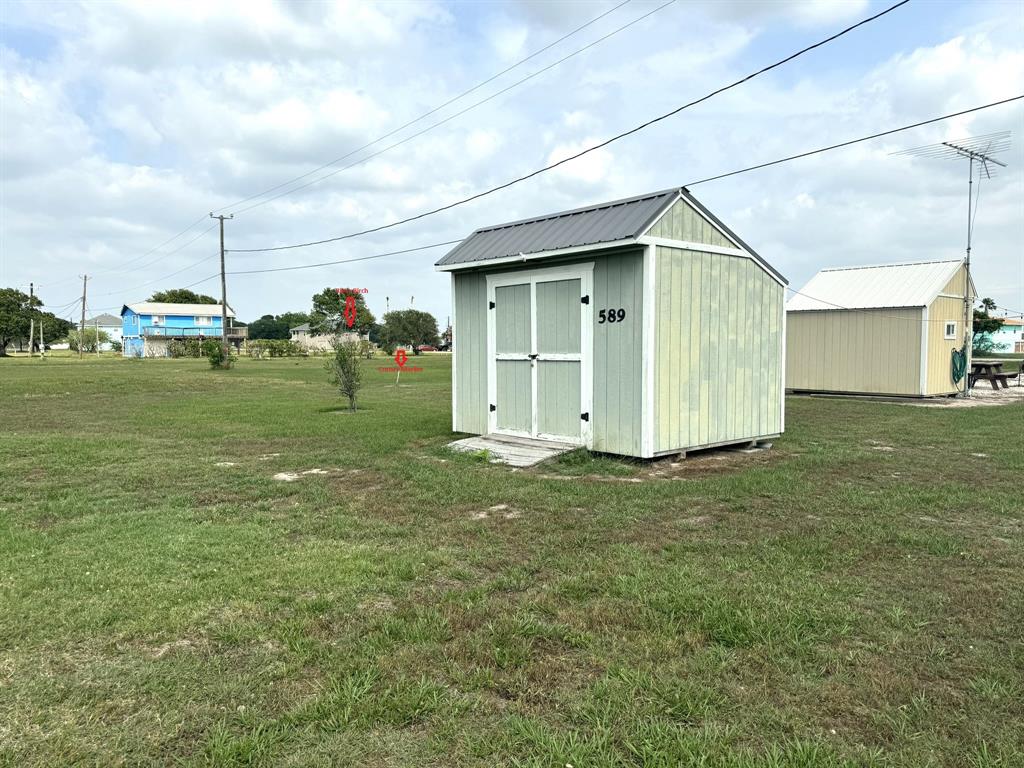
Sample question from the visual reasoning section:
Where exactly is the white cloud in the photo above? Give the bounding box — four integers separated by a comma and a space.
1, 0, 1021, 326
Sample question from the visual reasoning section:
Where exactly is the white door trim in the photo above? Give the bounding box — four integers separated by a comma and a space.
486, 263, 594, 447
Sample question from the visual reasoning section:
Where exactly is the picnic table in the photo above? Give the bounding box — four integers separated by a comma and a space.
969, 360, 1009, 389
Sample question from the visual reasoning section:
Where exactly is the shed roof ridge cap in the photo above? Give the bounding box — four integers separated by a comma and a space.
819, 258, 963, 273
473, 186, 681, 234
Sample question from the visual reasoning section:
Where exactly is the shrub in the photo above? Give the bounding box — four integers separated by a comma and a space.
326, 338, 362, 411
246, 339, 302, 358
168, 339, 204, 358
206, 341, 232, 369
111, 340, 123, 353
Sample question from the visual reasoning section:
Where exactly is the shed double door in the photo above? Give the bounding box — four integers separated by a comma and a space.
487, 264, 593, 446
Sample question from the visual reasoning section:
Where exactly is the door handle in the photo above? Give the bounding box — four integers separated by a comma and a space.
528, 353, 538, 359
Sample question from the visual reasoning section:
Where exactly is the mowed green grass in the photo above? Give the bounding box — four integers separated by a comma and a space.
1, 355, 1021, 767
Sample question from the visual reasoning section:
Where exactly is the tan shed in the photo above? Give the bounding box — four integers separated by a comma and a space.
786, 259, 975, 397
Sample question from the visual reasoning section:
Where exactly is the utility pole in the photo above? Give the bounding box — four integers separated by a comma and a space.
79, 275, 88, 359
28, 282, 34, 357
210, 213, 234, 361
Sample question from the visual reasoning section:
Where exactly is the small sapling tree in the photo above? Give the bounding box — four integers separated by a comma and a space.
327, 338, 363, 412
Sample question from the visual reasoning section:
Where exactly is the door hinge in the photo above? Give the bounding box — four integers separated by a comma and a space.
580, 412, 590, 422
489, 404, 496, 412
581, 295, 590, 305
489, 301, 495, 309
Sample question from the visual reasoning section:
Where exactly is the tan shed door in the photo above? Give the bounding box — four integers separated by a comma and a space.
486, 264, 594, 446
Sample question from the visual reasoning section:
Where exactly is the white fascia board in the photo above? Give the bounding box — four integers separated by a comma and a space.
434, 238, 638, 272
639, 236, 787, 287
638, 193, 743, 250
641, 244, 656, 458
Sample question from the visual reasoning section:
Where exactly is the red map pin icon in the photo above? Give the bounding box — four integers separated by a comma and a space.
394, 348, 408, 369
343, 295, 357, 328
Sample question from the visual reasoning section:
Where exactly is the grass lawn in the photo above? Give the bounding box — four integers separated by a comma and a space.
1, 354, 1021, 767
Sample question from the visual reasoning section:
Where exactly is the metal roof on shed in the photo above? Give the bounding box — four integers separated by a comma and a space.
786, 259, 966, 312
436, 188, 677, 267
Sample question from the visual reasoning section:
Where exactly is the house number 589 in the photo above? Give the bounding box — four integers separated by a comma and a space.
597, 308, 626, 324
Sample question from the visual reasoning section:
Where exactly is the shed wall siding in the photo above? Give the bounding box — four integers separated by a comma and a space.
453, 272, 488, 434
653, 247, 782, 453
926, 295, 967, 395
646, 199, 733, 248
452, 250, 643, 455
786, 308, 923, 395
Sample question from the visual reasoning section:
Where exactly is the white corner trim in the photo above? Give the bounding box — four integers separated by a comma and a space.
435, 238, 638, 272
641, 244, 657, 458
919, 306, 929, 396
780, 301, 786, 432
450, 272, 457, 433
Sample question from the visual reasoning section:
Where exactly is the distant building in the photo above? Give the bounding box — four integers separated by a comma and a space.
289, 323, 361, 353
787, 259, 975, 397
87, 313, 123, 350
120, 302, 246, 357
979, 317, 1024, 354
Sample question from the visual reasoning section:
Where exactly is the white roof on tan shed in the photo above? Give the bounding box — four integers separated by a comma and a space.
787, 259, 968, 312
122, 302, 235, 318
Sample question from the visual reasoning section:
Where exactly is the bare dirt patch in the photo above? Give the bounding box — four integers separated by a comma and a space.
905, 386, 1024, 408
470, 504, 524, 520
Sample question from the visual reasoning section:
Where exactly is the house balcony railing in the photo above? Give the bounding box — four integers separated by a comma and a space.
139, 325, 247, 339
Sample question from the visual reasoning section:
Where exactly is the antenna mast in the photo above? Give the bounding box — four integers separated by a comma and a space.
892, 131, 1011, 397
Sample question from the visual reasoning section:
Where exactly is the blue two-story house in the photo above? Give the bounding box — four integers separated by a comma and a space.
120, 302, 242, 357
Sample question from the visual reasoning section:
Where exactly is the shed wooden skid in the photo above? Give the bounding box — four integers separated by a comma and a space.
786, 260, 974, 398
437, 187, 787, 459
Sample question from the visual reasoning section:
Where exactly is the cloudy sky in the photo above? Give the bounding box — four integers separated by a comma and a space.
2, 0, 1022, 327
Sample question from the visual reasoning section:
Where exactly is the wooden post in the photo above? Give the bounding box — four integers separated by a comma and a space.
28, 282, 34, 358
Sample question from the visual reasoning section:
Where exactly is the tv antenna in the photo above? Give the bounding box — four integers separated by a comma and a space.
892, 130, 1011, 396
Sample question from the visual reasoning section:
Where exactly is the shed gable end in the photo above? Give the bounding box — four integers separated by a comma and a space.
645, 198, 733, 248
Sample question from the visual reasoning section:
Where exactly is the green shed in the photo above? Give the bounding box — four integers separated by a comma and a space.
436, 187, 787, 458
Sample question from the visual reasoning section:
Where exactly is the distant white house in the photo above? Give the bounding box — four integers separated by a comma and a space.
289, 323, 362, 353
87, 313, 123, 350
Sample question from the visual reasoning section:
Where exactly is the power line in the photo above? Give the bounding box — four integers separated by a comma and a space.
213, 0, 636, 215
32, 3, 644, 298
221, 97, 1021, 278
230, 0, 912, 254
685, 96, 1023, 187
226, 240, 461, 275
226, 0, 677, 217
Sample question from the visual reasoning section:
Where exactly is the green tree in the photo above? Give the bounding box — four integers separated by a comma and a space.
380, 309, 440, 354
309, 288, 375, 336
147, 289, 218, 304
37, 313, 73, 350
0, 287, 39, 355
277, 311, 309, 330
972, 297, 1005, 354
67, 327, 111, 353
326, 338, 363, 411
247, 314, 291, 340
